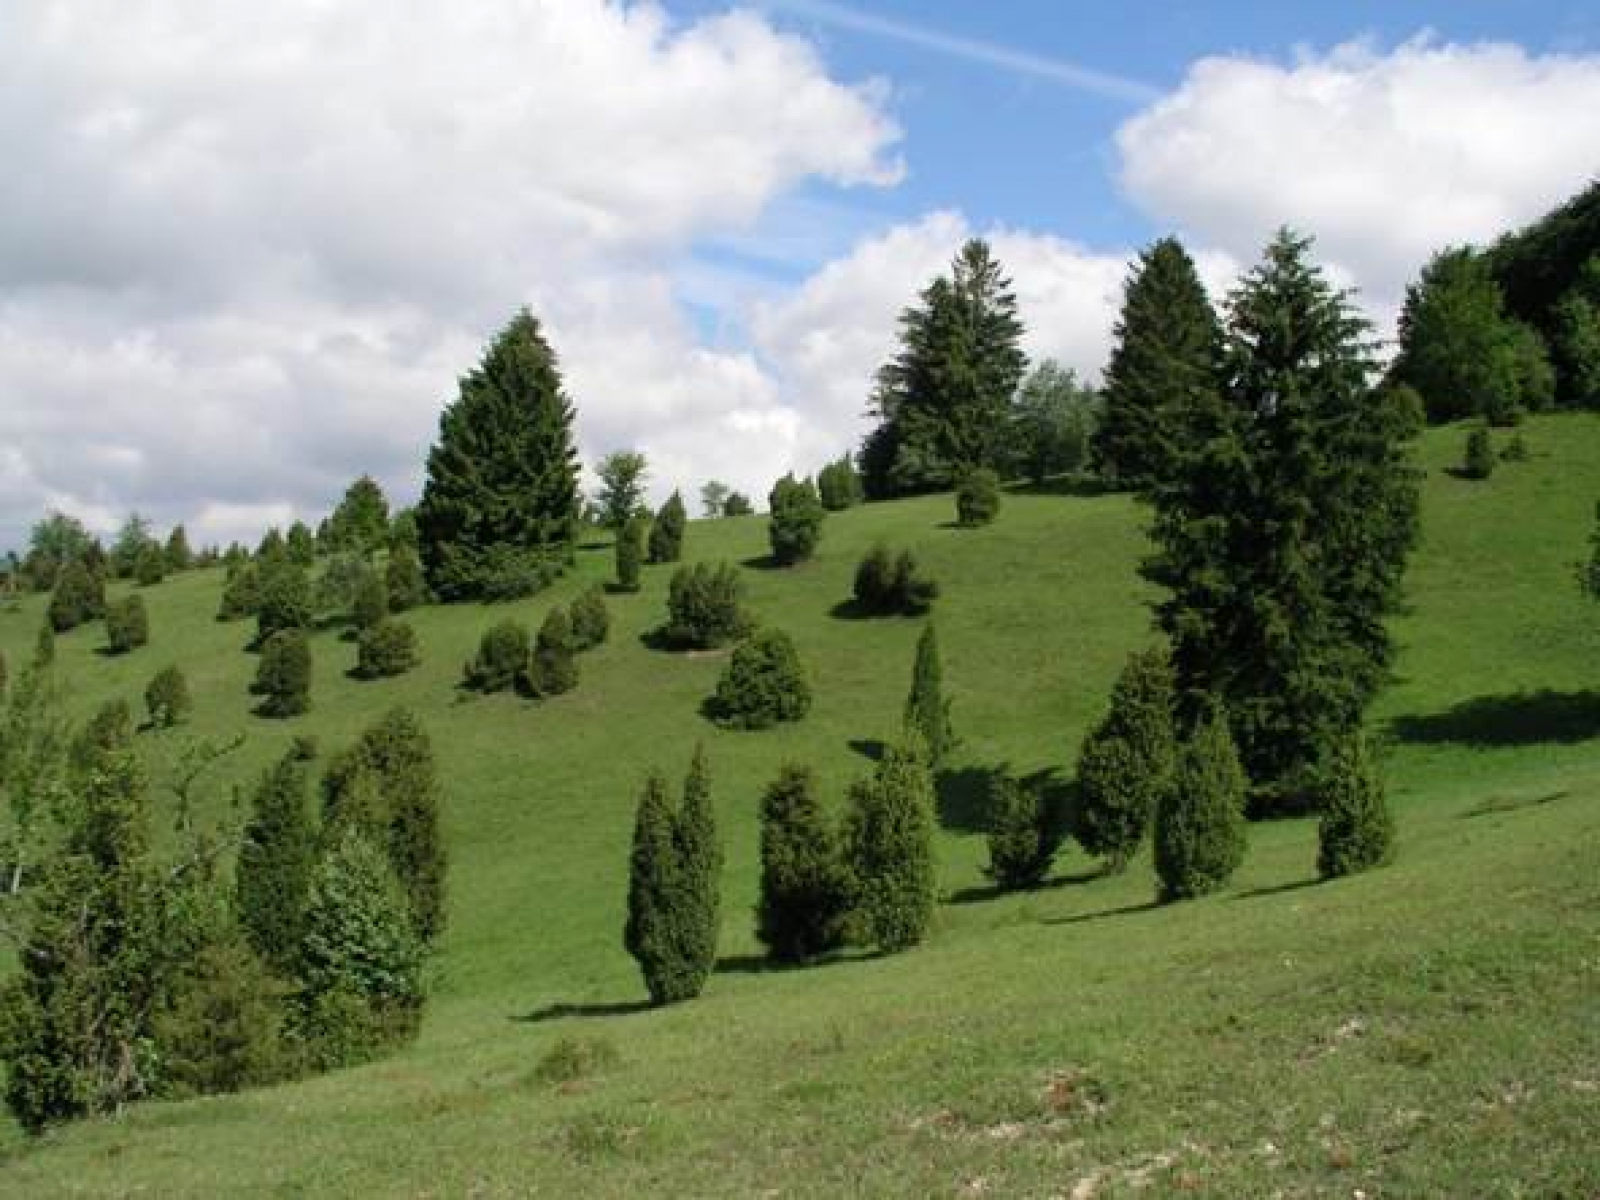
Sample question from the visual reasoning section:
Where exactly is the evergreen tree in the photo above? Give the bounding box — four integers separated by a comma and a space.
252, 630, 312, 718
462, 620, 529, 693
48, 560, 103, 632
1073, 649, 1177, 870
593, 450, 649, 531
133, 543, 166, 587
723, 491, 753, 517
21, 511, 93, 591
153, 933, 287, 1097
903, 623, 954, 768
217, 561, 261, 622
1007, 359, 1097, 485
255, 560, 313, 646
417, 310, 581, 600
110, 513, 158, 580
852, 544, 938, 616
351, 567, 389, 632
256, 527, 287, 564
328, 475, 390, 555
385, 544, 428, 612
568, 585, 610, 650
710, 629, 810, 729
236, 753, 317, 973
70, 699, 133, 784
285, 521, 317, 567
1315, 734, 1395, 879
1094, 238, 1222, 491
1463, 426, 1497, 479
0, 659, 68, 895
700, 480, 731, 518
144, 665, 191, 728
647, 491, 687, 564
1155, 710, 1248, 902
1144, 230, 1420, 815
817, 455, 864, 511
623, 772, 691, 1005
355, 619, 419, 679
843, 739, 936, 952
350, 709, 447, 942
862, 239, 1027, 496
985, 771, 1060, 890
164, 524, 193, 572
104, 594, 150, 654
954, 467, 1001, 527
768, 474, 825, 565
524, 607, 579, 697
756, 765, 853, 964
664, 562, 751, 649
614, 515, 645, 592
674, 745, 720, 996
1552, 278, 1600, 407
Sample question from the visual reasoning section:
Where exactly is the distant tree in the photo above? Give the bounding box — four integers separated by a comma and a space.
277, 523, 312, 569
862, 239, 1027, 496
1551, 261, 1600, 407
255, 560, 313, 646
111, 513, 158, 580
328, 475, 390, 555
1093, 238, 1221, 490
217, 561, 261, 621
387, 507, 419, 552
0, 660, 68, 894
1315, 735, 1395, 879
985, 772, 1060, 890
351, 568, 389, 633
954, 467, 1001, 528
385, 545, 428, 612
710, 629, 810, 729
722, 491, 754, 517
768, 474, 824, 565
843, 739, 936, 952
700, 480, 731, 518
462, 620, 529, 693
163, 525, 193, 572
256, 527, 287, 563
852, 544, 937, 616
1073, 649, 1177, 871
903, 624, 954, 768
144, 665, 191, 728
236, 753, 317, 972
252, 630, 312, 718
1463, 426, 1496, 480
817, 455, 864, 511
593, 450, 649, 531
524, 607, 579, 697
1506, 320, 1557, 415
130, 541, 166, 587
664, 562, 751, 649
568, 585, 610, 651
614, 514, 645, 593
416, 310, 581, 601
1155, 710, 1248, 902
756, 765, 853, 964
22, 511, 93, 591
355, 619, 419, 680
1008, 360, 1097, 484
647, 491, 687, 564
105, 594, 150, 654
48, 560, 104, 632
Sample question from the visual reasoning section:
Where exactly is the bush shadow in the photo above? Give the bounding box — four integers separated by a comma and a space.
947, 865, 1106, 906
1040, 899, 1162, 927
512, 999, 653, 1024
848, 737, 886, 763
1388, 689, 1600, 747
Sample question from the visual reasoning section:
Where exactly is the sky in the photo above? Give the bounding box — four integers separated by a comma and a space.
2, 1, 1598, 551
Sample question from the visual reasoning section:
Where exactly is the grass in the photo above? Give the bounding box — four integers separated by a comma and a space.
0, 414, 1597, 1196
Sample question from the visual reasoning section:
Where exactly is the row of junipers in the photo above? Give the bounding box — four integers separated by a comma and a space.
462, 586, 610, 698
0, 679, 446, 1131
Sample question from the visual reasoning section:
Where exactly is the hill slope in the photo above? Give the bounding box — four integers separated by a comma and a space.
1, 416, 1597, 1196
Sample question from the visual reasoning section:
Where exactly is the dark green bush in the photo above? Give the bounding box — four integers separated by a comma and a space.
144, 665, 191, 728
134, 545, 166, 587
767, 474, 824, 565
985, 772, 1061, 890
756, 765, 853, 963
723, 492, 753, 517
252, 630, 312, 718
524, 607, 579, 697
104, 595, 149, 654
355, 619, 419, 680
475, 547, 559, 603
1155, 710, 1248, 902
1316, 735, 1395, 879
852, 544, 937, 615
255, 561, 313, 646
1462, 427, 1496, 480
647, 491, 687, 564
614, 516, 645, 592
955, 467, 1001, 527
385, 546, 428, 611
48, 560, 103, 632
462, 620, 529, 693
568, 585, 610, 650
842, 740, 935, 952
154, 936, 289, 1098
217, 561, 261, 622
710, 629, 810, 729
351, 568, 389, 632
817, 455, 863, 511
1072, 649, 1176, 871
664, 562, 751, 649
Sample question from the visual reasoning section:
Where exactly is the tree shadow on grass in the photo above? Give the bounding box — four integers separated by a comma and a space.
935, 765, 1003, 834
946, 866, 1106, 906
1387, 689, 1600, 747
848, 738, 886, 763
512, 999, 653, 1024
1233, 877, 1322, 901
1040, 899, 1161, 927
714, 950, 867, 976
739, 554, 785, 571
1462, 789, 1569, 819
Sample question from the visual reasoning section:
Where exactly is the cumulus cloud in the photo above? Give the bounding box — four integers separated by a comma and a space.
1117, 37, 1600, 314
0, 0, 900, 547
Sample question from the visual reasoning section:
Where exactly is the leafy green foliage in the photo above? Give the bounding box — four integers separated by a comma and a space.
385, 545, 428, 612
699, 480, 730, 518
351, 567, 389, 632
710, 629, 809, 730
954, 467, 1001, 527
48, 560, 104, 632
328, 475, 391, 556
285, 521, 317, 567
153, 934, 289, 1098
614, 515, 645, 593
664, 561, 751, 649
863, 239, 1027, 496
647, 491, 687, 564
817, 455, 863, 511
252, 630, 312, 718
525, 607, 579, 697
722, 491, 753, 517
852, 543, 938, 616
143, 665, 191, 728
768, 474, 824, 565
217, 561, 261, 622
104, 594, 150, 654
1007, 359, 1097, 484
903, 623, 953, 768
984, 772, 1060, 890
593, 450, 649, 531
236, 753, 317, 973
21, 511, 93, 592
1316, 735, 1395, 879
1073, 649, 1176, 870
111, 513, 158, 580
1155, 711, 1247, 902
163, 525, 193, 572
255, 560, 313, 646
417, 310, 581, 600
756, 765, 853, 964
356, 619, 419, 680
1551, 269, 1600, 407
462, 620, 529, 693
843, 739, 936, 952
568, 585, 610, 651
133, 543, 166, 587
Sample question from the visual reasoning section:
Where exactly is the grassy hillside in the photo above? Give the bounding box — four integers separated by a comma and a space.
1, 415, 1597, 1196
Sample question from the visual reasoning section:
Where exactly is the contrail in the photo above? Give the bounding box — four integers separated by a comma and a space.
768, 0, 1161, 104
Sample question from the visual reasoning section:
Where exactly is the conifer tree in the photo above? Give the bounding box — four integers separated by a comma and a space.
48, 559, 102, 632
647, 491, 687, 564
623, 772, 690, 1005
525, 607, 579, 697
568, 585, 610, 650
757, 765, 853, 964
255, 560, 313, 646
252, 630, 312, 718
328, 475, 391, 555
767, 474, 825, 565
614, 515, 645, 592
385, 544, 428, 612
817, 455, 864, 510
133, 543, 166, 587
1315, 734, 1395, 879
355, 619, 419, 679
664, 561, 751, 649
1155, 710, 1248, 902
674, 745, 721, 994
164, 524, 193, 572
1463, 426, 1496, 479
417, 310, 581, 600
347, 709, 448, 942
462, 619, 529, 693
954, 467, 1001, 527
285, 521, 317, 567
351, 567, 389, 632
236, 753, 317, 973
710, 628, 810, 729
0, 659, 68, 895
144, 665, 191, 728
104, 594, 150, 654
903, 623, 954, 768
1073, 649, 1177, 870
984, 772, 1060, 890
1093, 238, 1222, 490
843, 739, 936, 952
217, 561, 261, 622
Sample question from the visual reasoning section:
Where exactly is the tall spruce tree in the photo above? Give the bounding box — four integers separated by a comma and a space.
1093, 238, 1221, 490
756, 764, 853, 964
1073, 649, 1177, 870
843, 738, 936, 953
1143, 230, 1420, 815
862, 239, 1027, 496
236, 753, 317, 972
903, 623, 954, 768
417, 310, 581, 600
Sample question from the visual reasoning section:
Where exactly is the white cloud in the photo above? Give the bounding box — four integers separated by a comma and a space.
1117, 37, 1600, 313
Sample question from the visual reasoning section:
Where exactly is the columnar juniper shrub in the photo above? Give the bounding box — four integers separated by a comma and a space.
710, 629, 810, 730
1073, 648, 1177, 871
568, 585, 610, 651
105, 594, 150, 654
1316, 734, 1395, 879
236, 753, 318, 973
767, 474, 825, 566
252, 630, 312, 718
351, 568, 389, 633
1463, 426, 1496, 479
1155, 709, 1248, 902
355, 619, 419, 680
462, 620, 529, 693
255, 561, 313, 647
144, 665, 191, 728
843, 738, 936, 952
985, 772, 1060, 890
647, 491, 687, 564
385, 545, 428, 612
955, 467, 1002, 527
903, 623, 954, 768
756, 765, 853, 964
664, 562, 751, 649
614, 516, 646, 593
524, 607, 579, 697
217, 561, 261, 622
